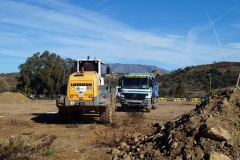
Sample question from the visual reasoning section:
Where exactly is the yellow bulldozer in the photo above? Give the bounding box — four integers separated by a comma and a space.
56, 56, 116, 124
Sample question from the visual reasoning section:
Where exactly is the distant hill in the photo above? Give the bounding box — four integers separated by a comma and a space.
0, 72, 19, 92
156, 61, 240, 97
104, 63, 170, 74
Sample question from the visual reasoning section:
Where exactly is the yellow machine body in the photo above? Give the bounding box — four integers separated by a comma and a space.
67, 71, 100, 101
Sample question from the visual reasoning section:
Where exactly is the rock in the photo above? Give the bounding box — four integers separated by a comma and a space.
174, 156, 182, 160
209, 151, 231, 160
195, 152, 204, 159
111, 148, 120, 155
204, 125, 231, 141
120, 142, 127, 148
186, 153, 191, 159
123, 155, 131, 160
169, 141, 178, 149
132, 132, 140, 139
220, 141, 226, 148
125, 145, 130, 152
139, 153, 144, 159
112, 155, 118, 160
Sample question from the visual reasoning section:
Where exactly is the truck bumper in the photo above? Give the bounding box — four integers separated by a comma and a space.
120, 98, 151, 109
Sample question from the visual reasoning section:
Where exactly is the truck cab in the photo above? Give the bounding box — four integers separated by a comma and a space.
119, 73, 159, 112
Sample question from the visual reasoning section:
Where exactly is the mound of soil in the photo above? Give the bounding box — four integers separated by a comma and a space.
109, 88, 240, 159
0, 92, 33, 103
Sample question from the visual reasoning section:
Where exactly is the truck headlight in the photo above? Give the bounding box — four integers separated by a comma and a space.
145, 93, 151, 98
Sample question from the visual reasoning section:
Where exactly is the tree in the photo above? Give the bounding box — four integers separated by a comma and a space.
176, 80, 186, 97
17, 51, 66, 97
159, 89, 166, 97
62, 58, 74, 84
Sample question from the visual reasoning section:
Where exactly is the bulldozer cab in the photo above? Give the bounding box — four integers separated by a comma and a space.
73, 56, 104, 78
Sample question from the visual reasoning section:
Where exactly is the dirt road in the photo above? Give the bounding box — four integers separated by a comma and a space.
0, 100, 196, 160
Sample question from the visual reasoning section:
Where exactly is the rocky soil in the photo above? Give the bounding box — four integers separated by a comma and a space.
1, 90, 239, 159
108, 88, 240, 160
0, 92, 196, 160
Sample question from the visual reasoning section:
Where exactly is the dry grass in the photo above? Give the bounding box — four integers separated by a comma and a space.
0, 132, 58, 159
94, 128, 127, 148
94, 112, 146, 149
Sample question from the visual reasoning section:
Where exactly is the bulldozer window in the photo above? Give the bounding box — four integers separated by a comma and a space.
79, 61, 98, 72
84, 62, 94, 71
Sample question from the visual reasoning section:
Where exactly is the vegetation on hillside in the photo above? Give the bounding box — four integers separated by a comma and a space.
0, 73, 19, 93
156, 62, 240, 98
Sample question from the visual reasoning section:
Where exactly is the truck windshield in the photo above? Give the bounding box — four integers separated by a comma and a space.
81, 61, 98, 72
122, 76, 150, 89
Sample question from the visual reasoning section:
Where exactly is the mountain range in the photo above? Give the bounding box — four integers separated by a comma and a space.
104, 63, 170, 74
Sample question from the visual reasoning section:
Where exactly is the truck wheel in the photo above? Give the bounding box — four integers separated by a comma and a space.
154, 105, 158, 109
152, 104, 157, 109
147, 107, 151, 112
152, 98, 158, 109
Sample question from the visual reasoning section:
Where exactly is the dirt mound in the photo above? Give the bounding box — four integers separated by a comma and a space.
109, 88, 240, 159
0, 92, 33, 103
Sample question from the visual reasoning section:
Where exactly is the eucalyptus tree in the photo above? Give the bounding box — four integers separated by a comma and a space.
17, 50, 69, 96
62, 58, 74, 84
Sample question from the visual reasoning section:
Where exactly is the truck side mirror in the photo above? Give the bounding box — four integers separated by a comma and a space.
118, 78, 122, 86
150, 79, 153, 87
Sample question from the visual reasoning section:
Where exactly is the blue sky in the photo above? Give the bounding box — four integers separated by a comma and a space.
0, 0, 240, 73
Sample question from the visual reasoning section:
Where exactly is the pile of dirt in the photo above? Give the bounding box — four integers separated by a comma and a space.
109, 88, 240, 160
0, 92, 33, 103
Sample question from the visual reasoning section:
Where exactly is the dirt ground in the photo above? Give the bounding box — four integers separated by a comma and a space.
0, 95, 196, 160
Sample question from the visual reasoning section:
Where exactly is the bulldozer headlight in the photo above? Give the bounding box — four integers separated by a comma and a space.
70, 95, 73, 98
88, 95, 93, 98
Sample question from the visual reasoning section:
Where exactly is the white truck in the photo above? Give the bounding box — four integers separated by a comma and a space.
119, 73, 160, 112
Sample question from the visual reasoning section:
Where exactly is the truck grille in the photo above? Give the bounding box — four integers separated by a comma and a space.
122, 93, 147, 100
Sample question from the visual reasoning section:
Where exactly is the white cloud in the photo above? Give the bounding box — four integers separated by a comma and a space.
225, 43, 240, 49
